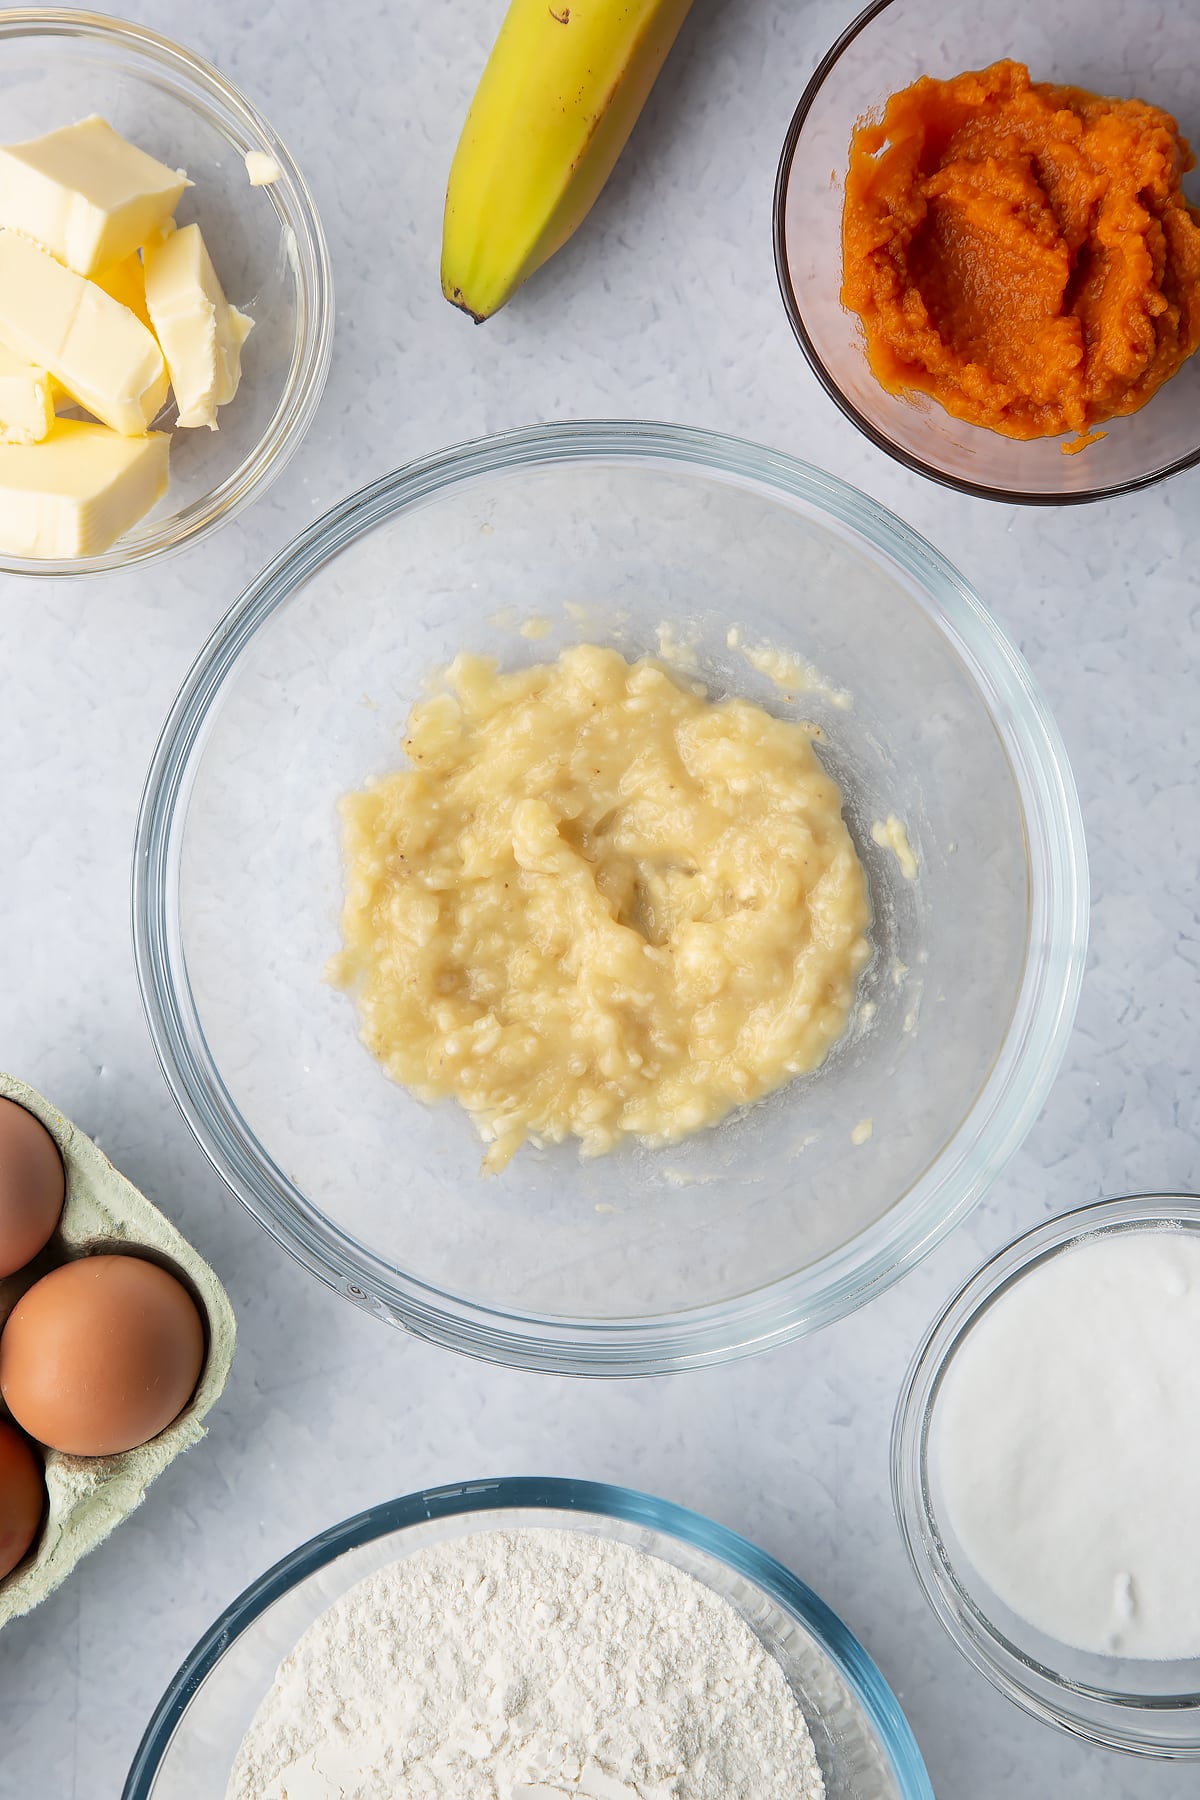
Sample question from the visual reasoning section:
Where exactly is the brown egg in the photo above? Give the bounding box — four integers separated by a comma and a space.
0, 1097, 65, 1278
0, 1254, 206, 1457
0, 1417, 46, 1580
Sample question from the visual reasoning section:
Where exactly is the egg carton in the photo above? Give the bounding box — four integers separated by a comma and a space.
0, 1070, 236, 1629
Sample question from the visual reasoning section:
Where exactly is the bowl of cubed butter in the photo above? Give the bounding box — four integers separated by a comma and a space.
0, 10, 332, 574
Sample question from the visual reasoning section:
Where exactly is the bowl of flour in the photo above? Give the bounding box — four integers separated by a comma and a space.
123, 1477, 932, 1800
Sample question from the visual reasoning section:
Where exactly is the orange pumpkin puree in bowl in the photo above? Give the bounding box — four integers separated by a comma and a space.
841, 59, 1200, 447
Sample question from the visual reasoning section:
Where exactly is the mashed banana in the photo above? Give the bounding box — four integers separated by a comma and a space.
330, 645, 871, 1171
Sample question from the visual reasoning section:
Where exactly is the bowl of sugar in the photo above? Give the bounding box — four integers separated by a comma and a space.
893, 1193, 1200, 1757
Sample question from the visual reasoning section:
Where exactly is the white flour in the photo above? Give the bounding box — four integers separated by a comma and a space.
228, 1527, 826, 1800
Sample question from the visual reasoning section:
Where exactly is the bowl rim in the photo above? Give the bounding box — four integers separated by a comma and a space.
771, 0, 1200, 507
121, 1474, 935, 1800
891, 1192, 1200, 1757
0, 6, 334, 576
131, 417, 1089, 1376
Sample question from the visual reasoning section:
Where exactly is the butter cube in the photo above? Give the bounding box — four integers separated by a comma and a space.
0, 114, 187, 276
49, 249, 153, 408
244, 150, 281, 187
144, 223, 253, 429
0, 229, 168, 435
93, 250, 153, 332
0, 343, 54, 446
0, 419, 169, 558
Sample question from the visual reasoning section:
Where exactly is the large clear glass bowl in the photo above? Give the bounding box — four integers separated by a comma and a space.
132, 420, 1088, 1374
774, 0, 1200, 504
122, 1477, 934, 1800
0, 9, 333, 574
893, 1194, 1200, 1757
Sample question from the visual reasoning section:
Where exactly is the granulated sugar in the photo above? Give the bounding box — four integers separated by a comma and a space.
935, 1229, 1200, 1659
228, 1527, 826, 1799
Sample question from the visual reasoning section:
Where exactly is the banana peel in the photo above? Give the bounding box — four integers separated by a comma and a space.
442, 0, 695, 321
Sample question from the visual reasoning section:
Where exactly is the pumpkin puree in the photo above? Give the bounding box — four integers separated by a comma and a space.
841, 60, 1200, 445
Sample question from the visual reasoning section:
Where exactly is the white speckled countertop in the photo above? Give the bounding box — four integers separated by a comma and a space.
1, 1, 1197, 1794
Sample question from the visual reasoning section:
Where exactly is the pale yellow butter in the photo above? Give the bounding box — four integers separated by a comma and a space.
0, 229, 168, 435
244, 149, 282, 187
0, 342, 54, 445
0, 418, 169, 557
144, 222, 253, 429
92, 249, 153, 331
0, 114, 187, 276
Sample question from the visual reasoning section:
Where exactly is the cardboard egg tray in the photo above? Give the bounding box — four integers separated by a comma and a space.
0, 1070, 236, 1629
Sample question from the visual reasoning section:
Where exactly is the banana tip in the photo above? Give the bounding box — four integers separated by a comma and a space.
442, 281, 492, 324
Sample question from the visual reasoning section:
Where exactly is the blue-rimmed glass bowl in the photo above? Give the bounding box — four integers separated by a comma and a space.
123, 1477, 934, 1799
133, 420, 1087, 1374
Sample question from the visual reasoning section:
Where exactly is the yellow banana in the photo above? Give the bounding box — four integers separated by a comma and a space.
442, 0, 695, 321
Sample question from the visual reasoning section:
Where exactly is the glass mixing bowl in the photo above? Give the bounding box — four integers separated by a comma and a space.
893, 1195, 1200, 1758
123, 1477, 934, 1800
774, 0, 1200, 504
0, 9, 333, 574
132, 420, 1087, 1374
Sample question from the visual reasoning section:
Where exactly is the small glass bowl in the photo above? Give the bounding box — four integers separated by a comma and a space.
132, 420, 1088, 1375
123, 1477, 934, 1800
892, 1194, 1200, 1757
774, 0, 1200, 504
0, 9, 333, 575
